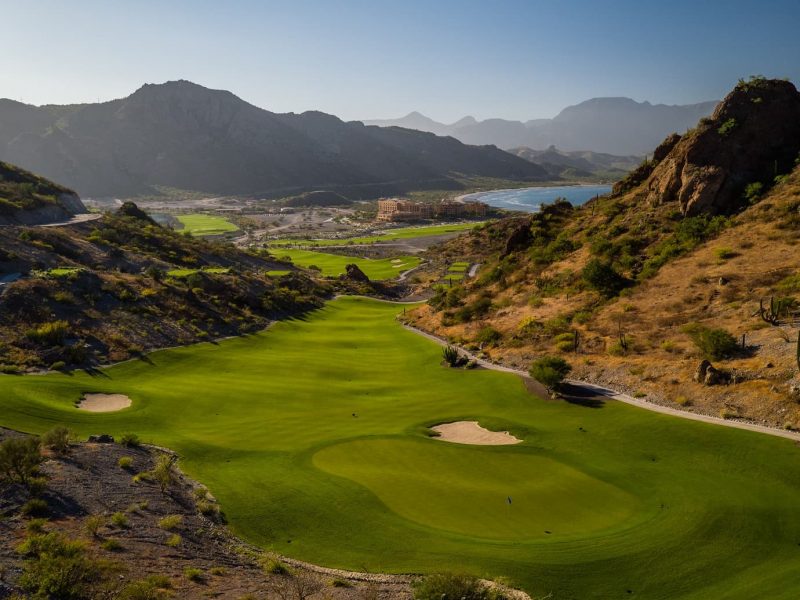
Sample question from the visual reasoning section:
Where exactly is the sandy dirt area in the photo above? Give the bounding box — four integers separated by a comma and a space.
78, 393, 132, 412
431, 421, 522, 445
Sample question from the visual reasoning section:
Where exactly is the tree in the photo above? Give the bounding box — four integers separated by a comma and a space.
413, 573, 495, 600
0, 436, 42, 485
529, 356, 572, 392
581, 258, 626, 297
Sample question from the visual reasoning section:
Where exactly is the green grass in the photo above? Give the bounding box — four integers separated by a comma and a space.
265, 270, 292, 277
269, 222, 484, 247
276, 249, 420, 279
1, 297, 800, 598
176, 214, 238, 236
32, 267, 83, 278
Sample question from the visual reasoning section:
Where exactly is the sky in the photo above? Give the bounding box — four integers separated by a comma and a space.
2, 0, 798, 122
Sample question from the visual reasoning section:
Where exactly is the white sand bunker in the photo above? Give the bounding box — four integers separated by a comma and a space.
431, 421, 522, 445
78, 393, 132, 412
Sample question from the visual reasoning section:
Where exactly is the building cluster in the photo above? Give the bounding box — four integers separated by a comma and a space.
376, 198, 488, 222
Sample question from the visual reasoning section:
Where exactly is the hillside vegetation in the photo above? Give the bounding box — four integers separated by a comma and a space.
409, 77, 800, 427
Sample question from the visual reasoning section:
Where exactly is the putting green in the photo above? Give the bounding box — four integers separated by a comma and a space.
1, 297, 800, 599
314, 438, 639, 540
275, 248, 420, 279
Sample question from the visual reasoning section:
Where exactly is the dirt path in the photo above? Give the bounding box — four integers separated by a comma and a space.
402, 323, 800, 442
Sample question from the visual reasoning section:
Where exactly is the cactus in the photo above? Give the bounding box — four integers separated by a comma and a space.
741, 333, 747, 350
618, 321, 629, 352
759, 297, 780, 325
574, 329, 580, 353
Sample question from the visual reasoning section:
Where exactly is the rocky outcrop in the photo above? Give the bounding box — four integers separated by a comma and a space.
343, 263, 370, 282
694, 360, 731, 386
118, 201, 157, 224
643, 79, 800, 216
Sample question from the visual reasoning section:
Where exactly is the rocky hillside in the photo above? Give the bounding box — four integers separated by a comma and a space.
0, 81, 548, 198
407, 78, 800, 428
0, 161, 86, 225
0, 165, 333, 371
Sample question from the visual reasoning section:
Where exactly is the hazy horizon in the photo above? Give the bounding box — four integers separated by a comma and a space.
2, 0, 798, 122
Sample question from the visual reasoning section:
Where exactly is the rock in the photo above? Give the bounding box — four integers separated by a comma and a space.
343, 263, 369, 282
118, 201, 158, 224
643, 79, 800, 216
789, 382, 800, 401
694, 360, 729, 386
88, 434, 115, 443
718, 277, 728, 286
694, 360, 712, 383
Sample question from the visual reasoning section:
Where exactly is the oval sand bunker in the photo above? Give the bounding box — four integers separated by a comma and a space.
78, 393, 132, 412
431, 421, 521, 445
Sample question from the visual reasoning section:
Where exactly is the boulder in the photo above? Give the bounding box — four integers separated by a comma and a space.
694, 360, 730, 386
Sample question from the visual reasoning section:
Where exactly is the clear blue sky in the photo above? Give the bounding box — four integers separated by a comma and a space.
2, 0, 798, 122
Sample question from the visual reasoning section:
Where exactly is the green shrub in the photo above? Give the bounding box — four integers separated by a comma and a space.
118, 456, 134, 470
101, 538, 123, 552
743, 182, 764, 204
262, 558, 289, 575
84, 514, 106, 538
475, 326, 502, 345
110, 512, 129, 528
152, 454, 175, 493
26, 320, 70, 345
119, 432, 141, 447
413, 572, 499, 600
26, 518, 49, 534
682, 324, 738, 360
17, 533, 105, 600
50, 360, 67, 371
165, 533, 182, 547
0, 437, 43, 485
158, 515, 183, 530
209, 566, 227, 576
20, 498, 49, 517
582, 259, 626, 297
42, 426, 71, 455
529, 356, 572, 391
183, 567, 204, 582
717, 118, 736, 135
714, 247, 737, 260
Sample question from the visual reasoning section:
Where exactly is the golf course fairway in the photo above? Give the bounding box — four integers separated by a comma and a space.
1, 297, 800, 599
275, 249, 420, 279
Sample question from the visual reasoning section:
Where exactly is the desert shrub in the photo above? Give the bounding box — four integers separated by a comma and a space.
209, 566, 227, 576
743, 181, 764, 204
118, 456, 134, 470
529, 356, 572, 391
331, 578, 351, 587
21, 498, 49, 518
196, 500, 220, 517
118, 576, 171, 600
717, 118, 737, 136
682, 324, 738, 360
414, 572, 500, 600
42, 425, 71, 455
262, 557, 289, 575
84, 514, 106, 538
714, 247, 737, 260
50, 360, 67, 371
101, 538, 123, 552
26, 320, 69, 345
152, 454, 175, 493
165, 534, 182, 547
475, 326, 502, 346
119, 432, 141, 447
0, 437, 42, 485
582, 259, 627, 297
184, 567, 204, 582
110, 512, 129, 528
158, 515, 183, 530
26, 518, 48, 534
17, 533, 106, 600
675, 396, 692, 406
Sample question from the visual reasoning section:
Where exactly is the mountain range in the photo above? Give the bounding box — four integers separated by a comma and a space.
363, 97, 719, 155
0, 81, 548, 198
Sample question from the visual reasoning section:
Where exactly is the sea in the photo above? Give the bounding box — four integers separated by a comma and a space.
461, 184, 612, 213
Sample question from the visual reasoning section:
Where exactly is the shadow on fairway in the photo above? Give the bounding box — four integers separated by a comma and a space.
559, 383, 606, 409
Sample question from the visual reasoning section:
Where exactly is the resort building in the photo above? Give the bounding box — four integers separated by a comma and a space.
376, 198, 488, 222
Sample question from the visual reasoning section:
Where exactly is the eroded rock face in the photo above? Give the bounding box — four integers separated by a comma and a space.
343, 263, 369, 282
644, 79, 800, 216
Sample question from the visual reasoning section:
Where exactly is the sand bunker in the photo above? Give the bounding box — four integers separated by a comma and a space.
431, 421, 522, 445
78, 393, 132, 412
